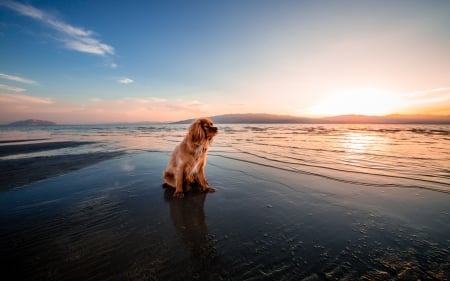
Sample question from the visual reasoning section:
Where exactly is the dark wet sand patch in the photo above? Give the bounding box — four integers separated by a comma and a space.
0, 151, 124, 190
0, 141, 97, 157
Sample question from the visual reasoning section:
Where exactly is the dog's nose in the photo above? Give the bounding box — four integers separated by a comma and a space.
212, 127, 218, 132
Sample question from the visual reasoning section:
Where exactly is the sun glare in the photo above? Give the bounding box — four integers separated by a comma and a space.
307, 88, 401, 116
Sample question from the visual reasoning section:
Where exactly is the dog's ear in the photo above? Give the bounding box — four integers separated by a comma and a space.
188, 120, 205, 144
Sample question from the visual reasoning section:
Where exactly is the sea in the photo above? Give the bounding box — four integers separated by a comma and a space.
1, 123, 449, 193
1, 123, 450, 280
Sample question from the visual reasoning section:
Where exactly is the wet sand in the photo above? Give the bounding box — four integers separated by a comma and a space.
0, 140, 97, 157
0, 151, 449, 280
0, 141, 123, 190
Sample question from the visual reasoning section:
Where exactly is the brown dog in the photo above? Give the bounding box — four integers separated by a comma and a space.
163, 118, 218, 198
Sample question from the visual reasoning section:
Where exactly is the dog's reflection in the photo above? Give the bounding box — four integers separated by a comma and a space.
163, 187, 216, 262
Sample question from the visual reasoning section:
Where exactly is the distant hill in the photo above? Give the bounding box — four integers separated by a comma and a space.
8, 119, 57, 126
172, 114, 297, 124
172, 113, 315, 124
172, 113, 450, 124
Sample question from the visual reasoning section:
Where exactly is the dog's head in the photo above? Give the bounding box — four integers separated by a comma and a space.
188, 118, 218, 144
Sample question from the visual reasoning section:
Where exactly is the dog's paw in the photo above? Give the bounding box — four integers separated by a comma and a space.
173, 191, 185, 199
203, 187, 216, 193
184, 184, 192, 192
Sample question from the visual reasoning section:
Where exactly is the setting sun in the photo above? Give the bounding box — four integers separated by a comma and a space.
306, 88, 402, 116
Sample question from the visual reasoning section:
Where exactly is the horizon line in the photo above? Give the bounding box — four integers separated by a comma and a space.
3, 112, 450, 126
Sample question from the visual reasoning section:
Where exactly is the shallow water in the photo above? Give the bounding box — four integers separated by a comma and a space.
0, 152, 448, 280
1, 123, 449, 280
1, 123, 449, 193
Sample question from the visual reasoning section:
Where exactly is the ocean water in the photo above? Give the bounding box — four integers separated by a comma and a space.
1, 123, 450, 280
1, 123, 449, 193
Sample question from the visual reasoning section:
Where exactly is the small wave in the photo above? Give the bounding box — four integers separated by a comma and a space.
1, 123, 448, 194
243, 126, 270, 132
411, 128, 450, 135
211, 152, 450, 194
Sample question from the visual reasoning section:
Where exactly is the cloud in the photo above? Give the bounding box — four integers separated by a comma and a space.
0, 73, 37, 84
0, 93, 53, 104
404, 87, 450, 98
0, 93, 214, 124
92, 97, 210, 119
0, 1, 114, 56
64, 38, 114, 56
117, 97, 166, 103
118, 78, 134, 84
0, 84, 26, 92
0, 0, 44, 20
164, 100, 210, 114
403, 87, 450, 105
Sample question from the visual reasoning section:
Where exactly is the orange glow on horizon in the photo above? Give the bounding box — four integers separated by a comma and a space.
304, 88, 403, 117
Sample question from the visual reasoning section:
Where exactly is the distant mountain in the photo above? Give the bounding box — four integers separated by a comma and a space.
172, 113, 450, 124
8, 119, 57, 126
171, 113, 315, 124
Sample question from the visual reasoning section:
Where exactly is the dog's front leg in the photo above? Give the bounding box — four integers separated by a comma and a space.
197, 158, 216, 193
173, 167, 185, 198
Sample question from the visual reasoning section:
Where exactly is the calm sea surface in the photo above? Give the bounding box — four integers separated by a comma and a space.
1, 124, 449, 193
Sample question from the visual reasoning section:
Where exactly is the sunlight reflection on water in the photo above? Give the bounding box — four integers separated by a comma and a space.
1, 123, 449, 192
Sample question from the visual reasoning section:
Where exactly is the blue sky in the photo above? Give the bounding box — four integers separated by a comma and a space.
1, 0, 449, 123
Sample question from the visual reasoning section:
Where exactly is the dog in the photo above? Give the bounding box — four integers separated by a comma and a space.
163, 118, 218, 198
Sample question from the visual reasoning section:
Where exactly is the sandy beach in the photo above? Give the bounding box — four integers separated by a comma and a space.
0, 143, 449, 280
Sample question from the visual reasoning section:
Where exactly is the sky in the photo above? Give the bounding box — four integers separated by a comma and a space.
1, 0, 449, 124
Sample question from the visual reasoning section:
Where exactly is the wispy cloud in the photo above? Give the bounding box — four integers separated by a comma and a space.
0, 93, 53, 104
404, 87, 450, 98
0, 93, 215, 123
403, 87, 450, 105
0, 84, 26, 92
89, 97, 103, 102
0, 0, 114, 56
116, 97, 167, 104
164, 100, 210, 114
89, 97, 210, 119
118, 78, 134, 84
0, 73, 37, 84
